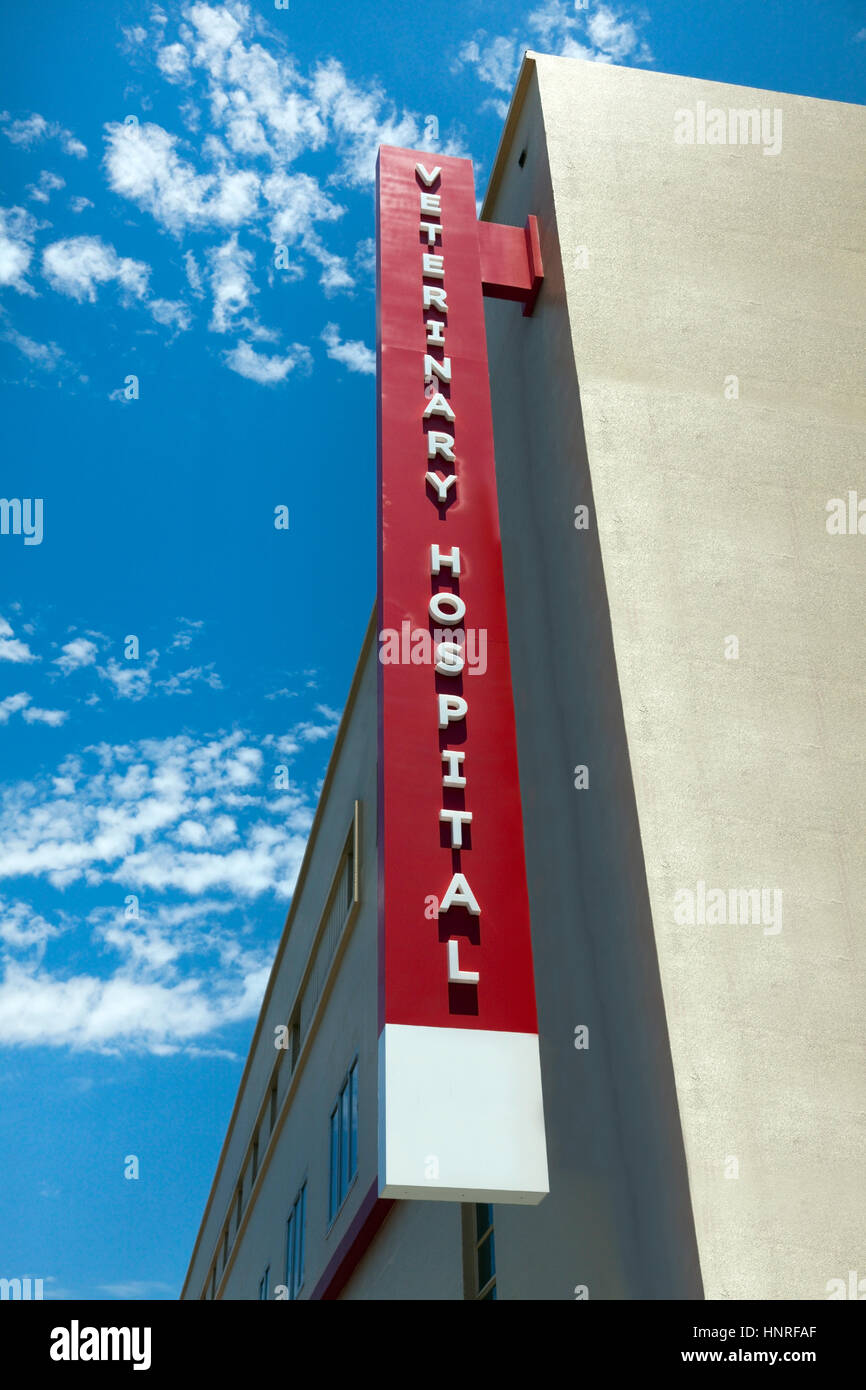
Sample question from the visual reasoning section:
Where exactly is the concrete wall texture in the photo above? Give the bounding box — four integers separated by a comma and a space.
481, 55, 865, 1300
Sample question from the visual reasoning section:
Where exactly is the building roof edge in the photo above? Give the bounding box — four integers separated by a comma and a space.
480, 50, 538, 221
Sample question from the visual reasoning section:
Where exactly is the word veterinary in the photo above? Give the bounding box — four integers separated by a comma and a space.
674, 102, 782, 156
414, 160, 483, 988
0, 497, 43, 545
379, 623, 487, 674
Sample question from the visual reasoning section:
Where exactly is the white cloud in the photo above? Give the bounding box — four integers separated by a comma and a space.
0, 615, 38, 663
183, 249, 205, 296
303, 232, 354, 295
157, 42, 191, 82
354, 237, 375, 276
103, 119, 259, 235
0, 897, 64, 951
1, 111, 87, 157
55, 638, 99, 673
169, 617, 204, 649
41, 236, 150, 303
456, 35, 520, 91
97, 1, 464, 316
224, 339, 311, 384
321, 322, 374, 375
0, 322, 63, 370
1, 112, 50, 145
457, 3, 653, 95
0, 692, 66, 727
155, 664, 222, 695
26, 170, 65, 204
586, 4, 650, 61
206, 232, 256, 332
0, 693, 31, 722
68, 195, 94, 213
149, 296, 192, 330
0, 961, 262, 1051
292, 704, 341, 742
311, 57, 424, 186
97, 656, 156, 701
263, 169, 344, 244
22, 705, 68, 727
0, 206, 39, 294
0, 730, 313, 898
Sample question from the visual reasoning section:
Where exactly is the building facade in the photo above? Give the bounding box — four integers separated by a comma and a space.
182, 55, 866, 1301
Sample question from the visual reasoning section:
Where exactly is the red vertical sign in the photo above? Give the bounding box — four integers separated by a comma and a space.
376, 146, 548, 1203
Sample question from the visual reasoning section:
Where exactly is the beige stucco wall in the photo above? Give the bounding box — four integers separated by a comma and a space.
485, 55, 865, 1299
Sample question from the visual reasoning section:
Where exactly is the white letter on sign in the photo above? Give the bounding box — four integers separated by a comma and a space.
440, 809, 473, 847
447, 939, 479, 984
424, 355, 451, 385
425, 472, 457, 503
427, 431, 455, 462
441, 750, 466, 786
439, 873, 481, 916
435, 641, 465, 675
431, 544, 460, 576
438, 693, 467, 727
429, 592, 465, 625
423, 392, 455, 422
423, 287, 448, 313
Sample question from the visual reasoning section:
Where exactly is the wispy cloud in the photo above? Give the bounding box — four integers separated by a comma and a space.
0, 615, 39, 663
0, 206, 40, 295
26, 170, 65, 204
0, 693, 67, 727
321, 322, 375, 375
0, 110, 87, 158
54, 638, 99, 673
224, 338, 311, 383
455, 2, 654, 114
0, 719, 342, 1052
41, 235, 150, 303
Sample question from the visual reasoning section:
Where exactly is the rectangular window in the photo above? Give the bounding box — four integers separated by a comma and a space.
340, 1076, 350, 1196
328, 1104, 340, 1221
285, 1183, 307, 1300
329, 1058, 359, 1222
345, 843, 354, 914
210, 1266, 216, 1300
258, 1266, 269, 1301
349, 1058, 358, 1177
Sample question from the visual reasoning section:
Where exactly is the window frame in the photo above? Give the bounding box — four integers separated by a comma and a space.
285, 1181, 307, 1300
327, 1055, 359, 1226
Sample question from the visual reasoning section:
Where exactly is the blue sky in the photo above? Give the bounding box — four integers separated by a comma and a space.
0, 1, 863, 1302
